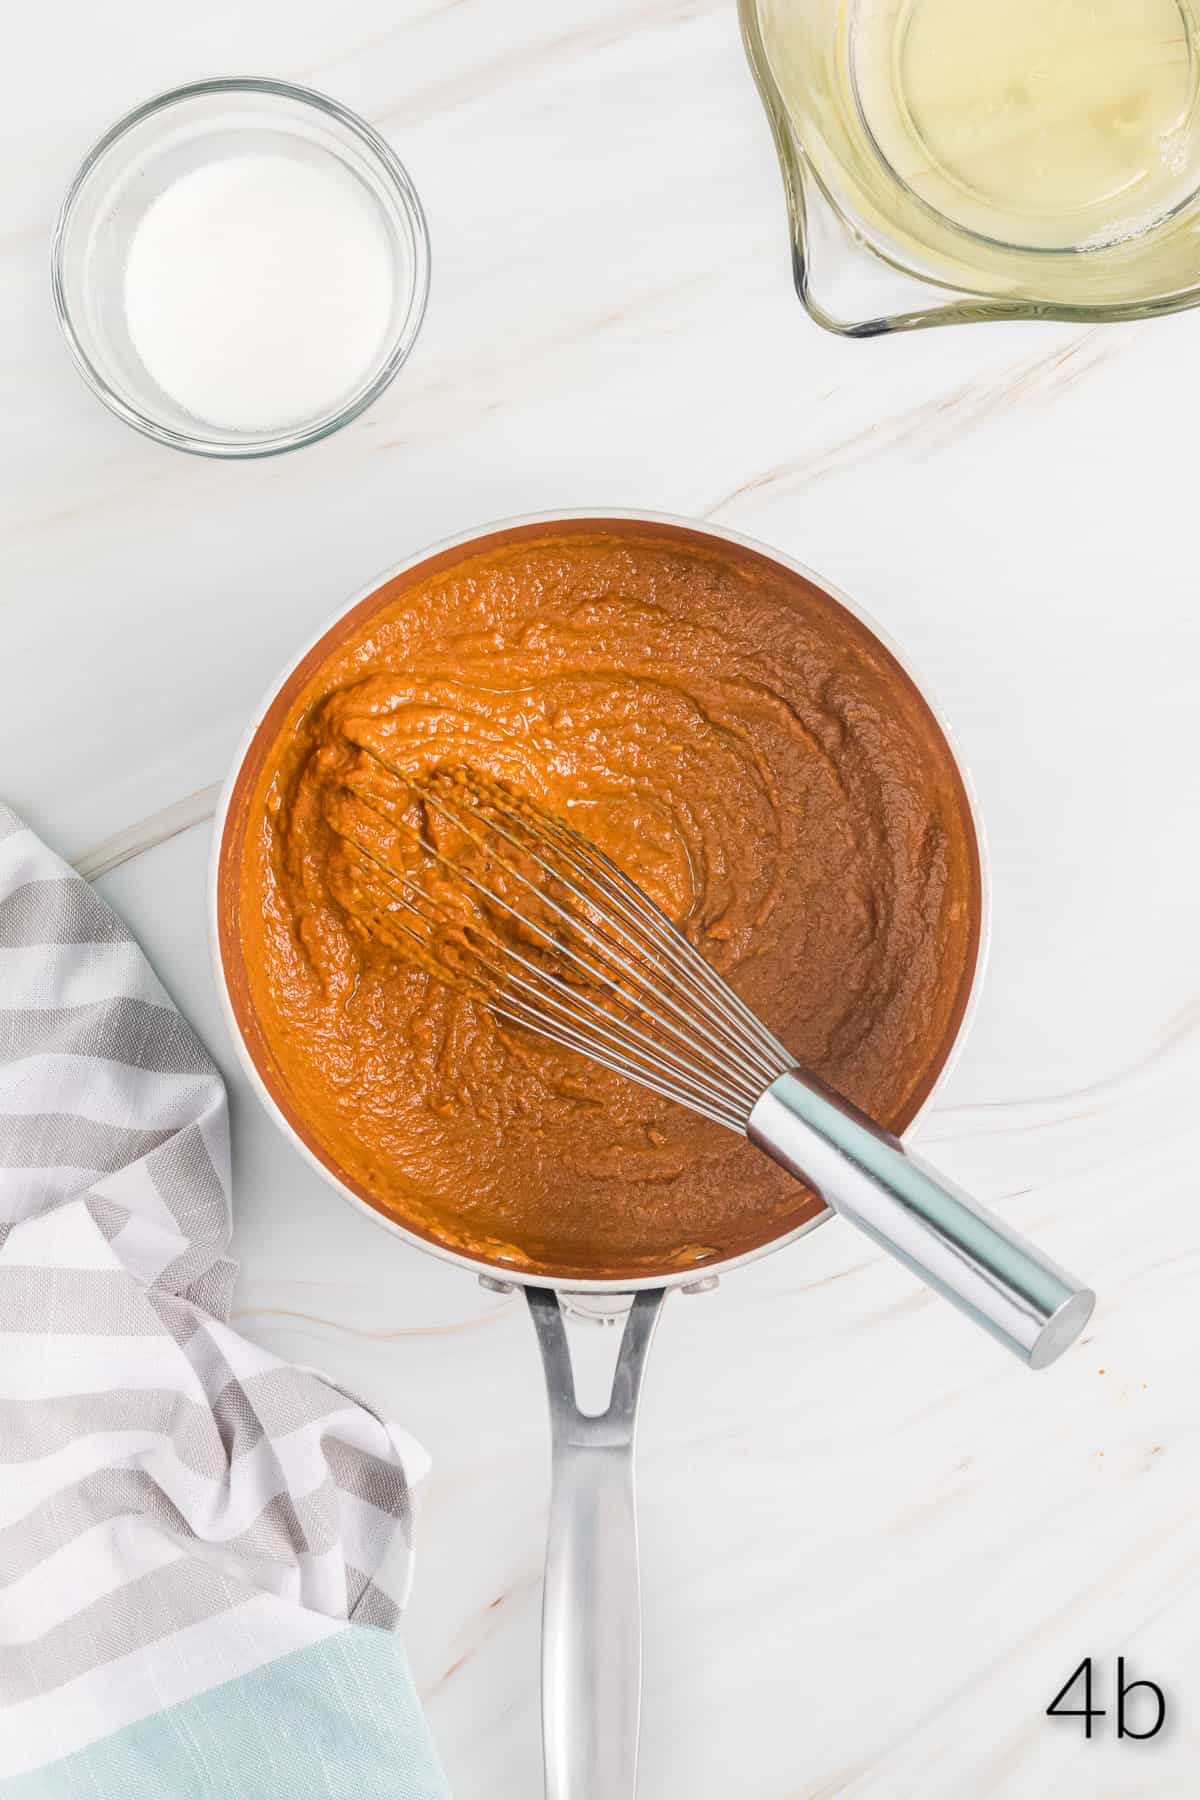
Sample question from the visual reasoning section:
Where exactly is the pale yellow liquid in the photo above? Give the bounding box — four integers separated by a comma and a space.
850, 0, 1200, 251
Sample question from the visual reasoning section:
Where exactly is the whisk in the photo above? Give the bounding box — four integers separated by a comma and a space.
333, 757, 1094, 1368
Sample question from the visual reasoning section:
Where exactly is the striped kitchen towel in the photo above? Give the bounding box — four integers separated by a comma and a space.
0, 802, 449, 1797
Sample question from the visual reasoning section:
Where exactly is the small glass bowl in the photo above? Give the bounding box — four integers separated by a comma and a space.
51, 78, 431, 457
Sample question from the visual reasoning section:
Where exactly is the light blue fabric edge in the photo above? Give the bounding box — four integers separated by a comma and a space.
1, 1626, 450, 1799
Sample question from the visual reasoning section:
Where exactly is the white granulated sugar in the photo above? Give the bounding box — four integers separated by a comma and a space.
123, 152, 396, 432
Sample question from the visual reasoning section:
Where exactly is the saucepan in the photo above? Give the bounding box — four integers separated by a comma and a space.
211, 510, 1026, 1796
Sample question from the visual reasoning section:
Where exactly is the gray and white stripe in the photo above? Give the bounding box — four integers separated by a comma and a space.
0, 801, 428, 1774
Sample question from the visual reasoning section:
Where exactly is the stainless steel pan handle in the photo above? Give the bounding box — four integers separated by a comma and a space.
527, 1288, 666, 1800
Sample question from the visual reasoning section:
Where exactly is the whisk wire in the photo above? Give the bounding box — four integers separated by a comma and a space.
367, 752, 789, 1095
338, 754, 796, 1127
354, 770, 772, 1103
522, 804, 795, 1082
344, 830, 757, 1125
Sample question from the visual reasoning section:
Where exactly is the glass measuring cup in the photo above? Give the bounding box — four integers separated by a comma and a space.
741, 0, 1200, 335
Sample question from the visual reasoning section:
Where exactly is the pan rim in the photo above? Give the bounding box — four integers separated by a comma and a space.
208, 508, 991, 1293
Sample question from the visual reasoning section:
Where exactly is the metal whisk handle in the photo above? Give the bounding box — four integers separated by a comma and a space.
748, 1071, 1095, 1369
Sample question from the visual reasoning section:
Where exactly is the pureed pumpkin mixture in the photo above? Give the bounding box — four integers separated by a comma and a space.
230, 526, 981, 1279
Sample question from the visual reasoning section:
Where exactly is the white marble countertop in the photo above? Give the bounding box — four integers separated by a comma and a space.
5, 3, 1199, 1795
